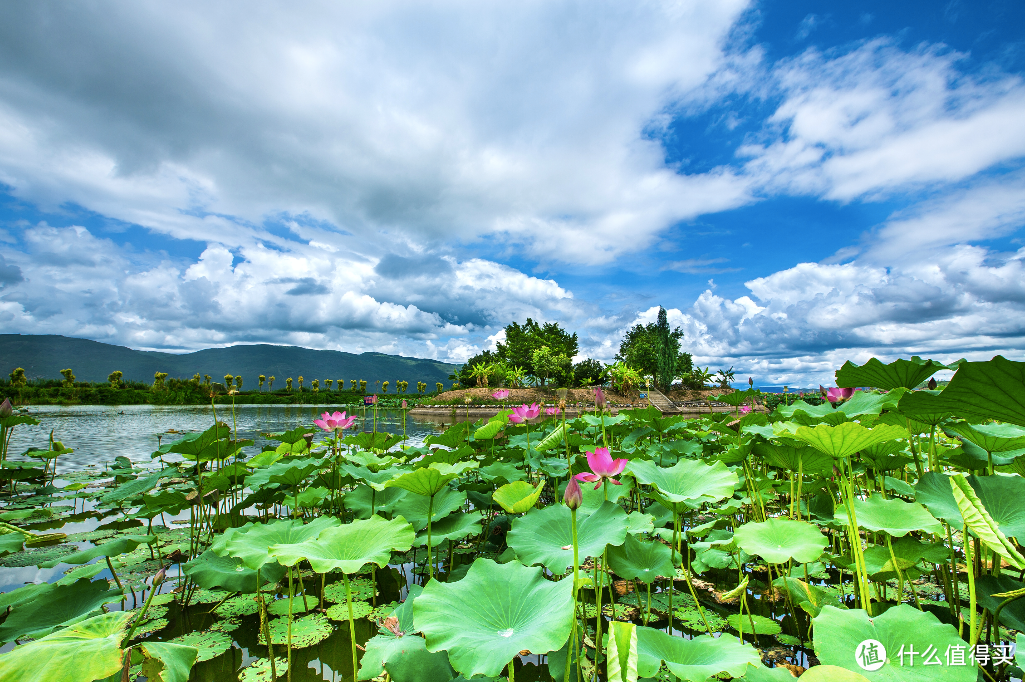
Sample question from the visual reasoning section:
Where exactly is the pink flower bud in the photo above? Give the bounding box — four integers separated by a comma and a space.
564, 478, 583, 510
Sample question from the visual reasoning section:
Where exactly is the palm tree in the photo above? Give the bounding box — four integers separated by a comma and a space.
268, 376, 275, 391
235, 375, 243, 391
286, 377, 293, 392
259, 375, 266, 391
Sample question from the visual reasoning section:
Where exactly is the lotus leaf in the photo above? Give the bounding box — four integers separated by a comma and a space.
813, 604, 974, 682
727, 614, 782, 635
914, 472, 1025, 541
392, 486, 465, 531
948, 422, 1025, 452
412, 558, 574, 677
239, 657, 288, 682
894, 391, 955, 426
734, 518, 827, 564
326, 600, 372, 621
627, 458, 738, 505
40, 533, 156, 567
507, 500, 628, 573
184, 549, 284, 593
0, 610, 132, 682
834, 496, 942, 537
910, 356, 1025, 426
358, 630, 456, 682
0, 577, 124, 642
607, 533, 675, 583
606, 621, 638, 682
267, 595, 319, 616
771, 576, 845, 617
259, 613, 332, 648
324, 578, 377, 603
414, 511, 482, 547
791, 422, 906, 459
801, 665, 872, 682
213, 595, 261, 618
835, 356, 949, 390
860, 538, 949, 577
492, 480, 545, 514
634, 626, 760, 682
753, 442, 833, 475
386, 462, 476, 497
950, 473, 1025, 569
270, 514, 414, 574
345, 484, 408, 518
138, 641, 199, 682
975, 574, 1025, 632
340, 463, 400, 491
169, 629, 233, 661
478, 461, 526, 483
224, 516, 339, 570
246, 457, 322, 490
623, 510, 655, 535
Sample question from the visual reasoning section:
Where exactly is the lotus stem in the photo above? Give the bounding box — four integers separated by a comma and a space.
344, 572, 359, 679
965, 524, 979, 647
287, 566, 294, 682
256, 567, 277, 680
427, 494, 435, 581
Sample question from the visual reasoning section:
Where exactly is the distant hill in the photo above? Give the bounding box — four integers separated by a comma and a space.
0, 335, 460, 387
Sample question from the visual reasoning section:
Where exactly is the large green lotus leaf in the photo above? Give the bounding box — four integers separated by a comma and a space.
492, 480, 545, 514
774, 401, 848, 426
391, 485, 466, 531
358, 632, 456, 682
40, 534, 156, 567
225, 516, 340, 570
574, 476, 634, 515
270, 514, 414, 573
606, 532, 676, 583
0, 532, 23, 557
916, 356, 1025, 426
752, 442, 832, 475
894, 390, 956, 426
813, 605, 975, 682
802, 666, 872, 682
835, 357, 950, 390
385, 465, 463, 497
914, 472, 1025, 540
0, 610, 132, 682
246, 457, 322, 490
792, 422, 906, 460
99, 468, 176, 505
635, 626, 760, 682
345, 484, 408, 519
950, 473, 1025, 569
139, 641, 200, 682
975, 574, 1025, 632
946, 422, 1025, 456
339, 463, 399, 491
0, 578, 124, 642
507, 501, 628, 574
414, 511, 482, 547
478, 461, 526, 484
606, 621, 638, 682
834, 496, 942, 537
183, 549, 284, 593
627, 459, 738, 505
861, 538, 949, 577
734, 518, 827, 564
412, 558, 574, 678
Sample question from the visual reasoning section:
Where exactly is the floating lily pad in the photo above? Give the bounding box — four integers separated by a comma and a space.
326, 601, 373, 621
674, 608, 727, 632
213, 595, 260, 618
324, 578, 376, 603
209, 618, 241, 633
187, 588, 232, 605
267, 595, 319, 616
0, 543, 78, 568
169, 629, 233, 662
367, 601, 399, 622
239, 657, 288, 682
131, 617, 170, 639
259, 613, 333, 648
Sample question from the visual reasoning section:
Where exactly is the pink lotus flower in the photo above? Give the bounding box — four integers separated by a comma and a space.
574, 447, 627, 489
740, 405, 752, 414
825, 387, 854, 404
594, 387, 606, 409
401, 400, 408, 409
314, 410, 357, 432
564, 478, 582, 510
492, 389, 510, 400
508, 403, 541, 424
545, 406, 560, 416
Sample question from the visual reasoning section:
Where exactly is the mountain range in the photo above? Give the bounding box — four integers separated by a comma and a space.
0, 335, 460, 387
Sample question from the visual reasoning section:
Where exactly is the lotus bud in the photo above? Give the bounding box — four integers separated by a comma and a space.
748, 377, 753, 388
594, 387, 606, 409
564, 478, 583, 510
152, 567, 166, 586
0, 398, 12, 418
303, 433, 314, 448
819, 384, 827, 397
401, 400, 408, 409
928, 378, 937, 390
464, 397, 472, 405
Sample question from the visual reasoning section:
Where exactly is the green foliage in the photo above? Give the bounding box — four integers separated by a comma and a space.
616, 313, 692, 390
496, 318, 578, 386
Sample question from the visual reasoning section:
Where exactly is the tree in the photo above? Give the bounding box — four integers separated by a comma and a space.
298, 376, 304, 391
268, 376, 275, 390
359, 380, 367, 393
312, 379, 320, 392
107, 370, 123, 388
259, 374, 266, 391
435, 382, 444, 394
381, 381, 389, 393
153, 372, 168, 390
286, 377, 293, 392
235, 375, 243, 391
616, 311, 692, 390
573, 358, 607, 387
325, 379, 333, 390
531, 345, 571, 386
497, 318, 578, 385
224, 374, 233, 389
60, 368, 75, 388
9, 368, 26, 389
458, 350, 501, 387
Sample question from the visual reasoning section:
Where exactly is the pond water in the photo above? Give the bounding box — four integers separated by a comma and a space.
6, 404, 444, 472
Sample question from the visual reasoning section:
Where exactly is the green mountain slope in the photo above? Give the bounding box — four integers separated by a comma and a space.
0, 335, 459, 387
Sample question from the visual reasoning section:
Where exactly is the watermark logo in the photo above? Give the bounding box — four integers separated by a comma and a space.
856, 639, 887, 671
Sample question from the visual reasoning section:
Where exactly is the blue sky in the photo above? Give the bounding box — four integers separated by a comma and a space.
0, 1, 1023, 386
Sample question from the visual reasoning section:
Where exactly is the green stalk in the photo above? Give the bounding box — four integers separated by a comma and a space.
344, 572, 359, 679
256, 567, 277, 680
287, 567, 294, 682
427, 494, 435, 581
965, 525, 979, 647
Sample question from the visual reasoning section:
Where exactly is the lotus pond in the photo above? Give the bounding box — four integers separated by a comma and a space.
0, 356, 1024, 682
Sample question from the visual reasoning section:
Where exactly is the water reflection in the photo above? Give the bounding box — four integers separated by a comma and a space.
5, 404, 444, 472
